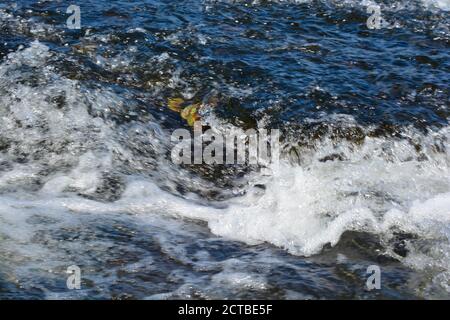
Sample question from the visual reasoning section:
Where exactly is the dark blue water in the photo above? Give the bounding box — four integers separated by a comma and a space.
0, 0, 449, 299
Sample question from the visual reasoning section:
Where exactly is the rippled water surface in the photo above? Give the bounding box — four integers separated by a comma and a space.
0, 0, 449, 299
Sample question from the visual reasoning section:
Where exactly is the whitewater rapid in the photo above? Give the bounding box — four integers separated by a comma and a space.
0, 0, 449, 298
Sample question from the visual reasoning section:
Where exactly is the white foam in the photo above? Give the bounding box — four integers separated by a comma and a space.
120, 123, 450, 294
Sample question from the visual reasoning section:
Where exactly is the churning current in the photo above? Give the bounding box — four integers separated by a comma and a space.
0, 0, 449, 299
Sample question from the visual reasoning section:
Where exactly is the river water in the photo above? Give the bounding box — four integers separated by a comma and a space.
0, 0, 449, 299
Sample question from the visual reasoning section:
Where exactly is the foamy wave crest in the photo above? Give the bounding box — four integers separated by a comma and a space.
205, 128, 450, 292
44, 121, 448, 294
108, 118, 450, 293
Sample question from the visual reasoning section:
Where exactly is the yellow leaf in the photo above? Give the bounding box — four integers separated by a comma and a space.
180, 104, 198, 118
180, 104, 201, 126
187, 116, 196, 126
180, 106, 190, 119
167, 98, 184, 112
